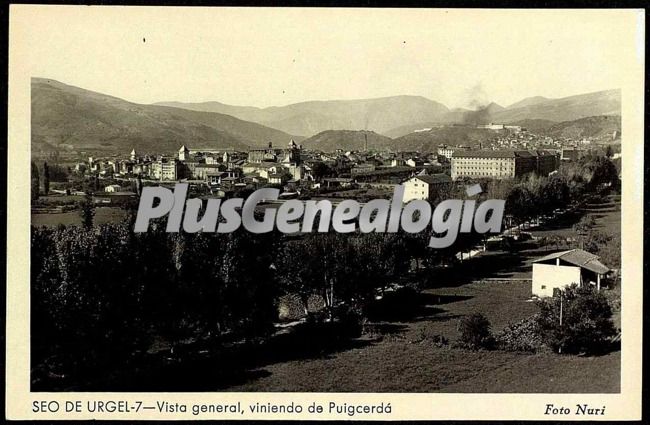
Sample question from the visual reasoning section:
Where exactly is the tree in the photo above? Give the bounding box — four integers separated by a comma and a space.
505, 185, 534, 228
311, 162, 332, 181
605, 145, 614, 158
135, 174, 143, 196
456, 313, 494, 350
31, 162, 40, 200
589, 157, 619, 190
79, 194, 95, 229
536, 284, 616, 354
274, 240, 313, 315
544, 175, 570, 212
43, 162, 50, 196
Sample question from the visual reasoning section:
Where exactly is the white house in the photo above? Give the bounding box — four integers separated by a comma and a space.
401, 173, 452, 203
406, 158, 424, 167
437, 145, 454, 160
532, 249, 610, 297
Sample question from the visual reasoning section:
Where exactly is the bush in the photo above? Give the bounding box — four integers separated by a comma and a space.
536, 284, 616, 355
495, 315, 545, 353
455, 313, 494, 350
412, 329, 449, 347
334, 305, 364, 338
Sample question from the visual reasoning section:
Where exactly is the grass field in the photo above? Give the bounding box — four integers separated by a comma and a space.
31, 207, 128, 227
223, 198, 622, 393
226, 279, 619, 393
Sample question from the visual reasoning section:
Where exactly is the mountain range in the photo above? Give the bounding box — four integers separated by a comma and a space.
31, 78, 300, 154
157, 89, 620, 138
32, 78, 621, 155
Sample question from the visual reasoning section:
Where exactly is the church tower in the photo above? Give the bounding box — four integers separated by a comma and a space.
287, 139, 301, 164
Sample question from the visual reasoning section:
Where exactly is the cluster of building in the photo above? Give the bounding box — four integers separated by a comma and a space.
471, 124, 615, 152
76, 121, 609, 203
81, 140, 307, 189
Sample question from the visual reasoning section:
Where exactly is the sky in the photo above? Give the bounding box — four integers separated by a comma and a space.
12, 6, 640, 109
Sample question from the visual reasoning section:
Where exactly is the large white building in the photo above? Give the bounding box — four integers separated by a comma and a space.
450, 150, 558, 180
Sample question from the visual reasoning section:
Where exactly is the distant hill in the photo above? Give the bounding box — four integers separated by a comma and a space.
484, 102, 505, 113
383, 104, 508, 138
33, 79, 622, 155
162, 89, 620, 138
300, 130, 393, 152
506, 96, 550, 109
540, 115, 621, 141
157, 95, 451, 137
31, 78, 298, 155
492, 89, 621, 123
391, 126, 497, 152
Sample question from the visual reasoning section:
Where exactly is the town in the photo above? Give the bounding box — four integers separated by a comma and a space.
32, 122, 619, 210
30, 119, 622, 394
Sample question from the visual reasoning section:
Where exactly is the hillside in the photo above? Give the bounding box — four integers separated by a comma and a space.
508, 119, 557, 132
492, 89, 621, 123
506, 96, 550, 109
300, 130, 394, 152
31, 78, 298, 155
540, 115, 621, 142
383, 123, 447, 139
392, 126, 497, 152
157, 95, 451, 137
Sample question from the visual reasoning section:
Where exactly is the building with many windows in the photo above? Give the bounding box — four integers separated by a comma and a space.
437, 145, 455, 160
450, 150, 558, 180
151, 157, 179, 181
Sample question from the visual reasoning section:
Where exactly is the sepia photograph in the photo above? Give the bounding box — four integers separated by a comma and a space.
6, 5, 644, 421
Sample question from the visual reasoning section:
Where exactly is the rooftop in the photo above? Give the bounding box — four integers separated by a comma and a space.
453, 149, 555, 159
533, 248, 610, 274
410, 173, 452, 185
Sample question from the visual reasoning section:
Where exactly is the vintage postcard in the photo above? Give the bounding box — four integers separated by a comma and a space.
6, 5, 644, 421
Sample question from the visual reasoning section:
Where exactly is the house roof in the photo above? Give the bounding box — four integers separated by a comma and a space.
243, 162, 278, 169
324, 177, 354, 183
453, 150, 554, 159
533, 249, 609, 274
96, 191, 137, 197
411, 173, 452, 185
453, 150, 518, 159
